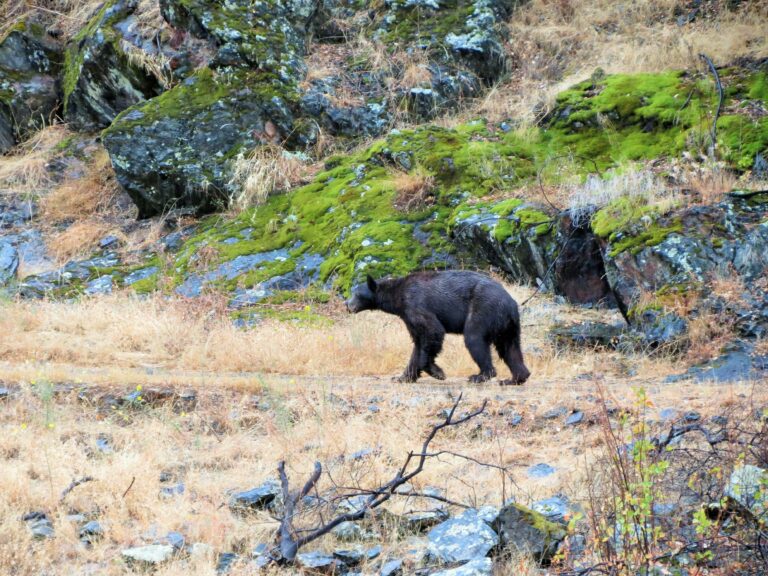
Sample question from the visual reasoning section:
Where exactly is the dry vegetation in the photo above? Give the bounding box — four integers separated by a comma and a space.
228, 145, 315, 211
469, 0, 768, 125
0, 287, 765, 574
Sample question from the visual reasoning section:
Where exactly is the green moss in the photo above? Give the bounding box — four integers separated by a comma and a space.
592, 196, 683, 256
748, 72, 768, 101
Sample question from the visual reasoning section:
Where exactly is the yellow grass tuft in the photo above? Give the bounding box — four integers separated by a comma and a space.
0, 125, 71, 196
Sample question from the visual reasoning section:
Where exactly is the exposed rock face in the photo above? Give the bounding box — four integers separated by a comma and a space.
452, 201, 613, 305
63, 0, 163, 130
102, 67, 298, 217
594, 191, 768, 335
100, 0, 320, 216
0, 21, 61, 153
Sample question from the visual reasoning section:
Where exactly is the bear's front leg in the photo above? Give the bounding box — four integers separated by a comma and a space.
393, 342, 422, 383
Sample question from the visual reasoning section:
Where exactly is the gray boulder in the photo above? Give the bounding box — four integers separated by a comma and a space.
0, 241, 18, 284
492, 503, 566, 564
425, 509, 499, 564
121, 544, 175, 564
725, 464, 767, 517
102, 67, 299, 217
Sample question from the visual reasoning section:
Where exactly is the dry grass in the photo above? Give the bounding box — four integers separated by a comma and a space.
228, 145, 314, 211
1, 0, 106, 41
468, 0, 768, 125
40, 149, 121, 225
0, 293, 764, 575
392, 167, 436, 212
0, 125, 71, 196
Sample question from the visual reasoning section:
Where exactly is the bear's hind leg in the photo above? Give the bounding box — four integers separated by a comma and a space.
494, 324, 530, 385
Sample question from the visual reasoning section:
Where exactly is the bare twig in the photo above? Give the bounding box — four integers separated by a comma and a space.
272, 393, 488, 562
60, 476, 94, 503
121, 476, 136, 499
699, 53, 723, 158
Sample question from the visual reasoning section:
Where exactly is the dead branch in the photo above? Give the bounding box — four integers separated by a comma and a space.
699, 53, 723, 157
59, 476, 94, 503
272, 393, 487, 562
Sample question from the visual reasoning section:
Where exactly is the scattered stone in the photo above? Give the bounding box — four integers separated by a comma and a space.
725, 464, 767, 517
229, 480, 282, 513
0, 386, 10, 400
380, 558, 403, 576
79, 520, 104, 543
508, 413, 523, 426
549, 321, 625, 350
163, 531, 185, 550
84, 275, 113, 296
543, 406, 568, 419
23, 512, 54, 539
99, 235, 119, 249
95, 434, 113, 454
430, 557, 494, 576
332, 521, 364, 541
160, 482, 185, 498
492, 503, 567, 564
216, 552, 239, 574
399, 509, 450, 533
296, 551, 346, 573
0, 241, 18, 284
332, 545, 379, 566
711, 415, 728, 426
659, 408, 678, 421
566, 411, 584, 426
123, 266, 159, 286
121, 544, 175, 564
667, 342, 768, 383
527, 463, 555, 478
683, 411, 701, 422
426, 509, 499, 564
532, 495, 570, 524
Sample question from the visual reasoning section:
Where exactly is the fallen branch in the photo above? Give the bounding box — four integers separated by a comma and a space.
273, 393, 487, 562
60, 476, 95, 503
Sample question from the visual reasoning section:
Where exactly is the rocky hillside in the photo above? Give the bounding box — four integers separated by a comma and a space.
1, 0, 768, 356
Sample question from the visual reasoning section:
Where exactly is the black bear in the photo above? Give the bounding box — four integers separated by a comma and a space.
345, 270, 530, 385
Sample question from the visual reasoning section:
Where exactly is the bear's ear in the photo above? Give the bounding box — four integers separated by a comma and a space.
366, 275, 377, 293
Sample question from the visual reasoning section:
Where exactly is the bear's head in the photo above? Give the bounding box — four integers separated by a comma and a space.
345, 275, 378, 313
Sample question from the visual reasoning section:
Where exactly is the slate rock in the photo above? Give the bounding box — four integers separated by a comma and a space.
527, 463, 555, 478
532, 495, 570, 524
492, 503, 566, 564
216, 552, 238, 574
380, 559, 403, 576
79, 520, 104, 543
229, 479, 282, 513
332, 521, 364, 541
0, 241, 19, 284
426, 509, 499, 564
121, 544, 175, 564
430, 557, 493, 576
296, 551, 346, 573
566, 411, 584, 426
23, 512, 54, 539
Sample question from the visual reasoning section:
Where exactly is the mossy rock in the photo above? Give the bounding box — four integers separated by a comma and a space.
63, 0, 163, 130
102, 67, 300, 217
0, 20, 61, 152
545, 67, 768, 171
492, 503, 567, 564
596, 195, 768, 324
159, 0, 315, 79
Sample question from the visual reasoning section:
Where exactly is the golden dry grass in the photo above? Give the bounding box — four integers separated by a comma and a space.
392, 168, 436, 212
228, 145, 315, 211
0, 284, 766, 574
0, 125, 71, 196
